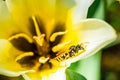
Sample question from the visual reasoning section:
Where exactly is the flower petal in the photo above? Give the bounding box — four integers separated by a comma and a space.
6, 0, 40, 37
61, 19, 117, 65
0, 0, 21, 39
71, 0, 94, 24
22, 68, 66, 80
6, 0, 76, 37
6, 0, 53, 35
0, 39, 34, 77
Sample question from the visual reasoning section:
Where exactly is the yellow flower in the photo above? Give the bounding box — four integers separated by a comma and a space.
0, 0, 117, 80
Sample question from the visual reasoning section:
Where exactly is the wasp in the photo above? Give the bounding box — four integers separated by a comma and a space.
53, 42, 89, 62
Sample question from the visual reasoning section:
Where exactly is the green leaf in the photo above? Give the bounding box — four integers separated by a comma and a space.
87, 0, 100, 18
87, 0, 105, 19
65, 69, 87, 80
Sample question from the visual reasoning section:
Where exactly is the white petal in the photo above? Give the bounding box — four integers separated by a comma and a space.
22, 68, 66, 80
46, 68, 66, 80
0, 0, 21, 39
61, 19, 117, 65
71, 0, 94, 24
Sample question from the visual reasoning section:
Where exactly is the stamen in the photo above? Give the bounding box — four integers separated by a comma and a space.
52, 41, 71, 52
50, 31, 67, 42
15, 52, 34, 62
8, 33, 33, 43
39, 56, 49, 63
32, 16, 41, 36
33, 34, 45, 46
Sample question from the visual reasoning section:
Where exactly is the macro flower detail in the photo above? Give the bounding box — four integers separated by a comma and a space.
0, 0, 117, 80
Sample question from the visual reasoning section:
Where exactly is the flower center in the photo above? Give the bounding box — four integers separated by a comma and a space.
9, 16, 88, 72
8, 16, 67, 71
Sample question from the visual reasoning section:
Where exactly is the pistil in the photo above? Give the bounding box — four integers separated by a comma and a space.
32, 16, 41, 36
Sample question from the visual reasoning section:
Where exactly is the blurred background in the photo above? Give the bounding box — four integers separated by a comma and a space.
101, 0, 120, 80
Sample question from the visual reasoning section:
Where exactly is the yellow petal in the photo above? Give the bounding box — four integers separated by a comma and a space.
0, 39, 34, 77
55, 29, 81, 52
6, 0, 76, 38
55, 0, 75, 22
5, 0, 55, 36
60, 19, 117, 65
0, 1, 21, 39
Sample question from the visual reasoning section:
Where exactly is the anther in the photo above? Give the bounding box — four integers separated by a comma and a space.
50, 31, 67, 42
39, 56, 49, 64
